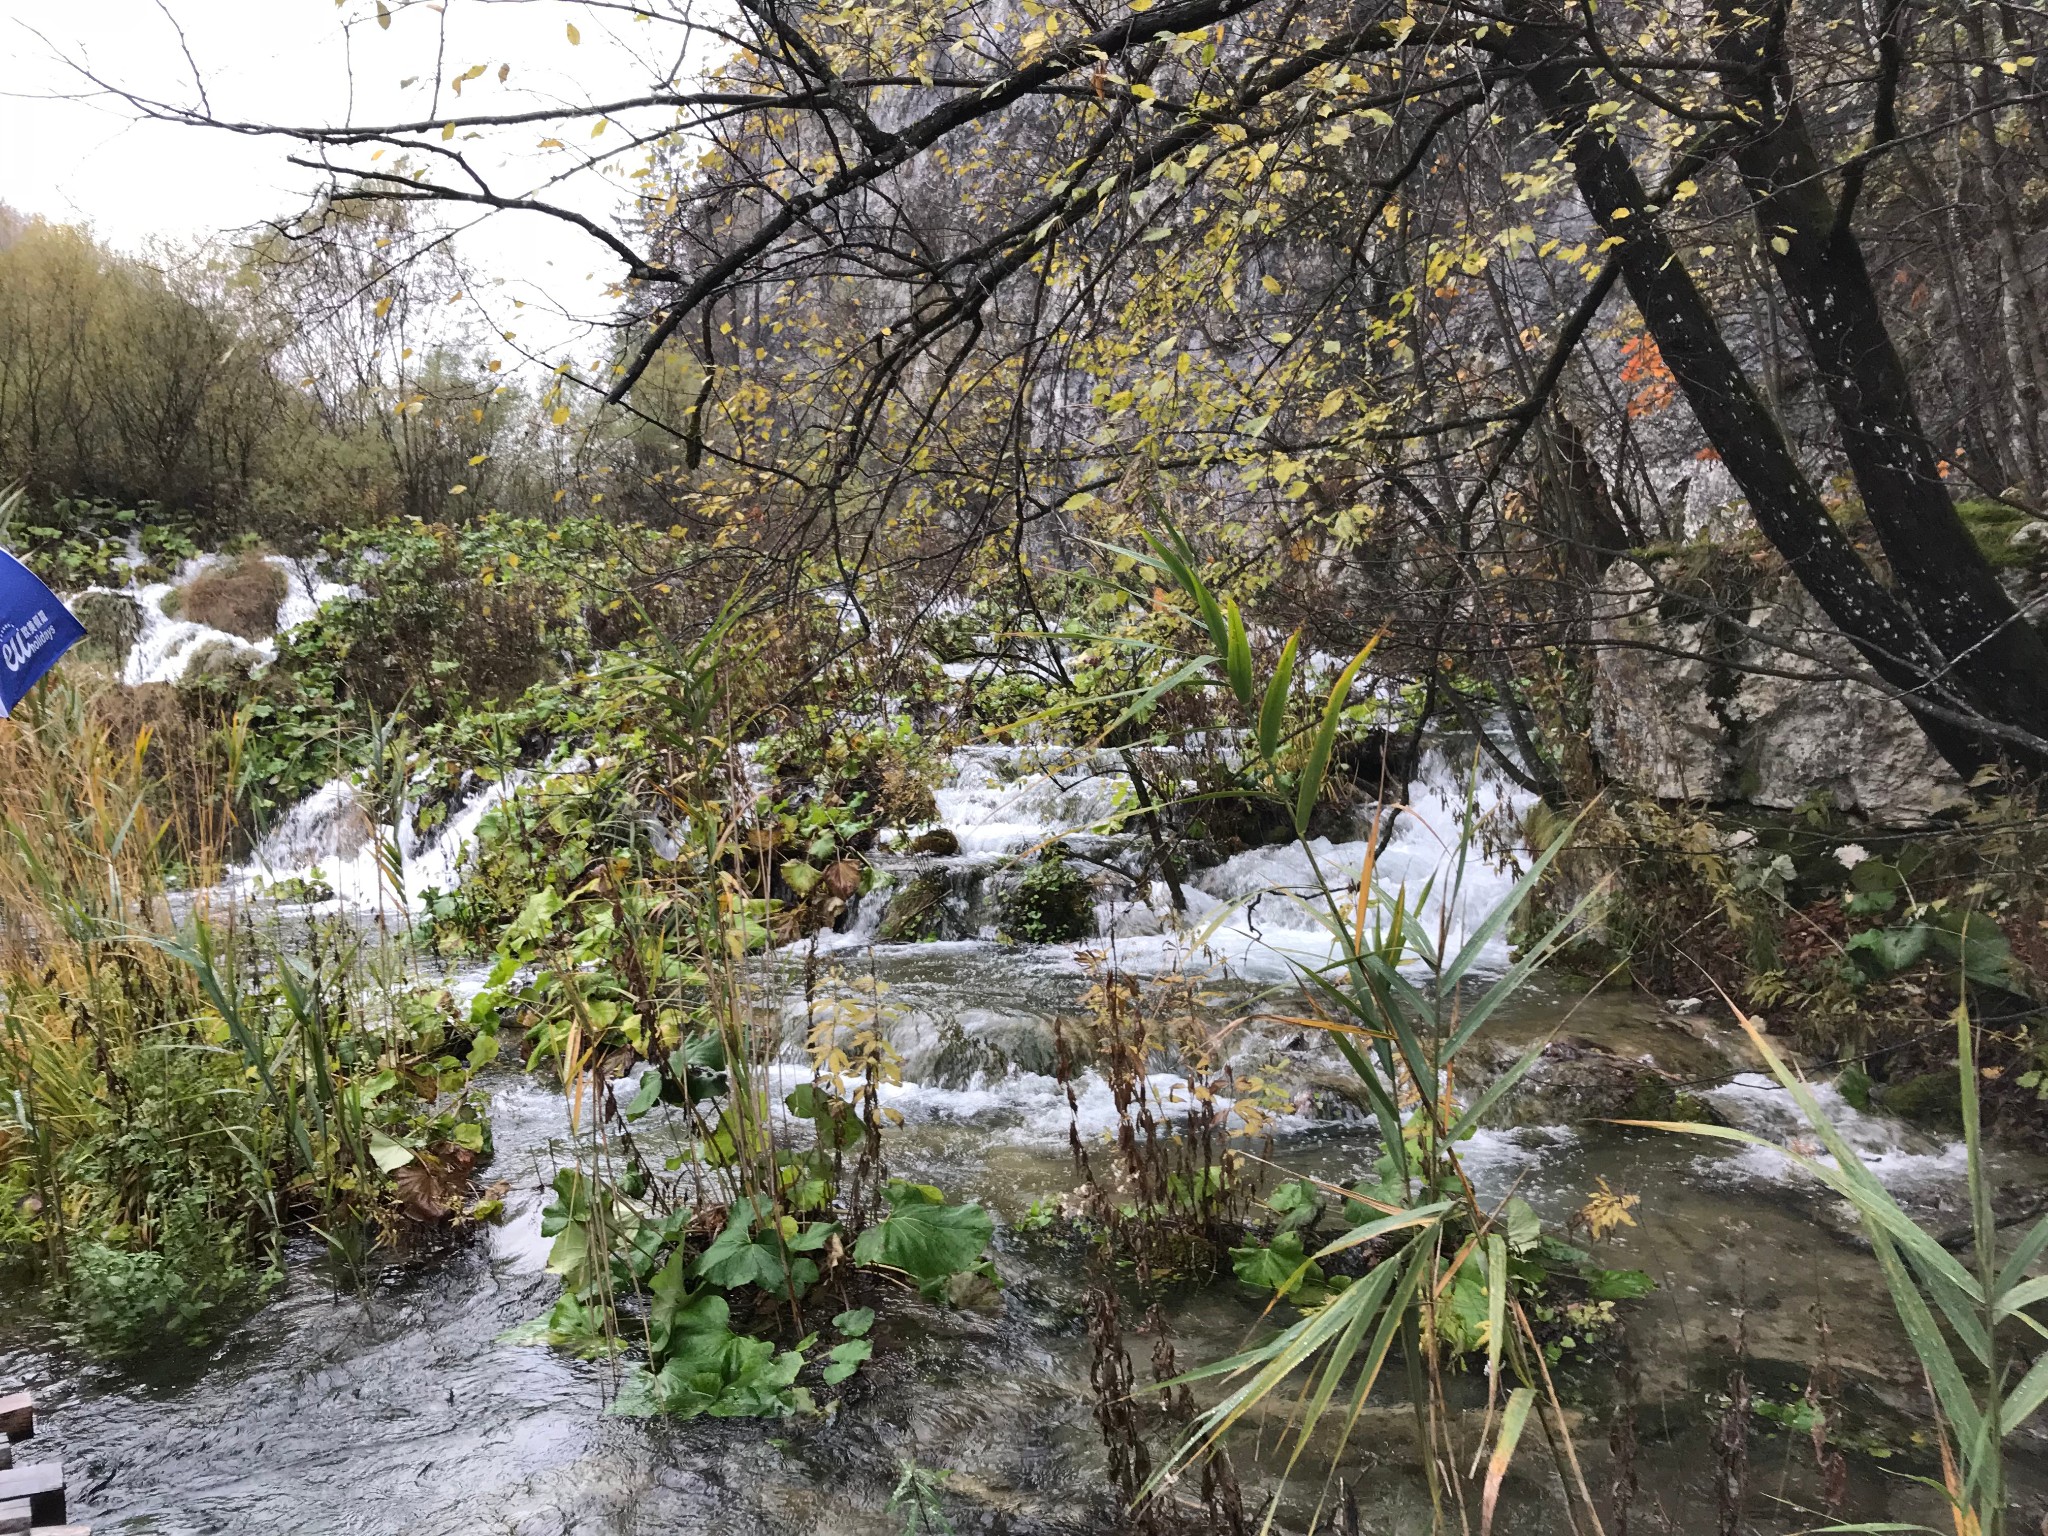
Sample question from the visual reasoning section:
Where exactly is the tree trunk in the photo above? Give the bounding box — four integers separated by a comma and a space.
1710, 4, 2048, 757
1514, 45, 2000, 776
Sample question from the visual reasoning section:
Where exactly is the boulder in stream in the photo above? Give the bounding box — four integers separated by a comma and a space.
877, 870, 959, 942
997, 849, 1097, 944
72, 590, 143, 665
905, 827, 961, 856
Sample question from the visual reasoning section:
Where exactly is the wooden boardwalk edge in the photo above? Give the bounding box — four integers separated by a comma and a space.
0, 1393, 87, 1535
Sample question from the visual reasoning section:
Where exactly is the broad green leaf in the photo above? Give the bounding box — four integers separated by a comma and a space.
833, 1306, 875, 1338
369, 1131, 416, 1172
852, 1179, 994, 1292
822, 1337, 873, 1385
1584, 1268, 1656, 1300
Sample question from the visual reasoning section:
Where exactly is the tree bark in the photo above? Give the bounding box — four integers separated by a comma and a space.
1513, 44, 1999, 776
1709, 2, 2048, 757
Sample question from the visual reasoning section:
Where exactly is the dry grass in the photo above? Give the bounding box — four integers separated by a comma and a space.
179, 554, 286, 640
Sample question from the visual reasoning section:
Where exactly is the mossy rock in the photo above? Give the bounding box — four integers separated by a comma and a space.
999, 851, 1097, 944
72, 590, 143, 664
906, 827, 961, 857
1877, 1070, 1963, 1131
1955, 498, 2046, 571
877, 870, 952, 943
176, 637, 265, 703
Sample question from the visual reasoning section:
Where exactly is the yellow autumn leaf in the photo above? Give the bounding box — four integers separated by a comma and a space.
373, 296, 393, 318
375, 0, 390, 27
565, 20, 580, 43
591, 118, 608, 138
441, 121, 455, 140
552, 406, 571, 425
449, 484, 468, 495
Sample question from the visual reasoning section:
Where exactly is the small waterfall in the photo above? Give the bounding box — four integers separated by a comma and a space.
102, 554, 356, 688
238, 771, 531, 911
1704, 1071, 1972, 1196
824, 741, 1534, 984
123, 571, 271, 687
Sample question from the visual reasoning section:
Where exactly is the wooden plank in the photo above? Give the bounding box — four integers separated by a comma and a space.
30, 1527, 90, 1535
0, 1397, 29, 1444
0, 1465, 61, 1526
0, 1443, 11, 1471
0, 1498, 28, 1536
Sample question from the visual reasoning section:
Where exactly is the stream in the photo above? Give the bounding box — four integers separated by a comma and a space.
8, 585, 2048, 1531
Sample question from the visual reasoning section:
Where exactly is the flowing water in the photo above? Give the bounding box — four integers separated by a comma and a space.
7, 745, 2047, 1534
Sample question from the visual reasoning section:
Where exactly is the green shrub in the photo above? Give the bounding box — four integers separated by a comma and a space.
1000, 850, 1096, 943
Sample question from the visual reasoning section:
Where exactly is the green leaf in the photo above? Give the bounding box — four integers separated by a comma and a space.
369, 1132, 416, 1172
1584, 1267, 1656, 1301
1257, 632, 1298, 761
625, 1070, 664, 1121
694, 1209, 788, 1292
1295, 639, 1376, 835
1482, 1388, 1536, 1536
852, 1180, 995, 1296
1223, 597, 1254, 705
1501, 1196, 1542, 1254
822, 1336, 873, 1385
833, 1306, 875, 1338
1231, 1230, 1325, 1295
1847, 923, 1936, 976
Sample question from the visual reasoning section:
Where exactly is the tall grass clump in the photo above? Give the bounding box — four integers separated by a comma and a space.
1045, 525, 1614, 1533
0, 679, 494, 1353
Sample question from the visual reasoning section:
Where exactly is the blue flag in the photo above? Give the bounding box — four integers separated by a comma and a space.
0, 548, 86, 716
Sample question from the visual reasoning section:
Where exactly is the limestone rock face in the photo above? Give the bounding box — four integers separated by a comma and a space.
1586, 563, 1731, 801
1589, 558, 1965, 825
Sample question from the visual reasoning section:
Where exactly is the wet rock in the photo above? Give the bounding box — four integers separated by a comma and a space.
176, 637, 266, 703
1468, 1035, 1723, 1128
877, 870, 965, 942
998, 850, 1097, 944
905, 827, 961, 856
1876, 1070, 1963, 1132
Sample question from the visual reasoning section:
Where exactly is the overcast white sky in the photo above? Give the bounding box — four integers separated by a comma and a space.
1, 0, 705, 365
